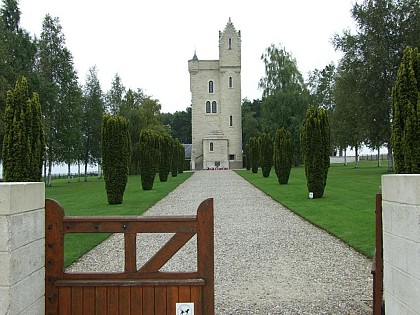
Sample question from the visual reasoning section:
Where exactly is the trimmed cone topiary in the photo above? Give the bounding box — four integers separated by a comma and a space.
159, 134, 173, 182
259, 132, 273, 178
301, 105, 330, 198
101, 114, 131, 204
2, 76, 45, 182
274, 128, 293, 184
139, 129, 160, 190
248, 136, 260, 173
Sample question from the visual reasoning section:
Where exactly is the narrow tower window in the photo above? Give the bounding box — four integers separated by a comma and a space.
229, 115, 233, 127
228, 38, 232, 49
210, 142, 214, 152
205, 101, 211, 113
211, 101, 217, 113
208, 81, 214, 93
229, 76, 233, 88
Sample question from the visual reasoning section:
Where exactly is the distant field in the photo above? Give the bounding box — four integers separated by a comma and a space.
45, 172, 193, 267
236, 161, 389, 258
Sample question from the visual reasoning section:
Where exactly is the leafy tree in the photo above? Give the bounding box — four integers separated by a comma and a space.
274, 128, 293, 184
101, 115, 131, 204
141, 98, 164, 130
259, 133, 273, 177
37, 14, 80, 186
120, 88, 148, 174
391, 46, 420, 174
241, 98, 261, 150
332, 64, 365, 165
166, 107, 192, 144
333, 0, 420, 168
54, 49, 83, 181
2, 76, 45, 181
105, 73, 125, 115
259, 44, 305, 97
308, 63, 336, 112
81, 66, 104, 180
259, 44, 309, 166
159, 134, 173, 182
261, 92, 307, 165
301, 105, 330, 198
248, 136, 260, 173
139, 129, 160, 190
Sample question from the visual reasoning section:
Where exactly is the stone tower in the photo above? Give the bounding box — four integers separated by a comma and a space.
188, 18, 242, 170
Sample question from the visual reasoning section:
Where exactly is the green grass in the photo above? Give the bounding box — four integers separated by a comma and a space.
236, 161, 388, 258
45, 172, 193, 267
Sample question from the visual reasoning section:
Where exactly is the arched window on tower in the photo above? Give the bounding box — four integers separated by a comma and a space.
228, 38, 232, 49
229, 76, 233, 88
205, 101, 211, 113
209, 142, 214, 152
208, 81, 214, 93
211, 101, 217, 113
229, 115, 233, 127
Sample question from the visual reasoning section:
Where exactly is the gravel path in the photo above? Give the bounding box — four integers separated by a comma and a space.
68, 170, 373, 314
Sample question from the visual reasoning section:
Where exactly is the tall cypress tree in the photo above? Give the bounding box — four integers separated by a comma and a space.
2, 76, 45, 182
259, 133, 273, 177
139, 129, 160, 190
249, 136, 260, 173
274, 128, 293, 184
101, 115, 131, 204
178, 141, 185, 174
159, 134, 173, 182
301, 105, 330, 198
391, 46, 420, 174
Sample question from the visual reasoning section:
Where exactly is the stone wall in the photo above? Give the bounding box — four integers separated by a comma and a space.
0, 182, 45, 315
382, 174, 420, 314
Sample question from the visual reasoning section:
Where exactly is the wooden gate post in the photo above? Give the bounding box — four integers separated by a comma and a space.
45, 199, 65, 315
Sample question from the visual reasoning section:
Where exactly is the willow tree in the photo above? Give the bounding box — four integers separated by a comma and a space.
101, 115, 131, 204
274, 128, 293, 184
139, 129, 160, 190
2, 76, 45, 182
259, 133, 273, 177
301, 105, 330, 198
391, 46, 420, 174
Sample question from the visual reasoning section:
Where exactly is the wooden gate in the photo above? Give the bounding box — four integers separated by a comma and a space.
45, 198, 214, 315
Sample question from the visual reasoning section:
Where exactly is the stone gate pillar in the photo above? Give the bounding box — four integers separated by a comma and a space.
382, 174, 420, 315
0, 182, 45, 315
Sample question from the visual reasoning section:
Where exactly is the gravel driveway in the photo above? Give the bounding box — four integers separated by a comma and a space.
68, 170, 373, 314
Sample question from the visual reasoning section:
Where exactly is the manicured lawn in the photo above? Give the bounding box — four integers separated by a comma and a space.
236, 161, 389, 258
45, 172, 193, 267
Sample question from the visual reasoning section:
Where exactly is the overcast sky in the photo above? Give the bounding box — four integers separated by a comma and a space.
18, 0, 357, 113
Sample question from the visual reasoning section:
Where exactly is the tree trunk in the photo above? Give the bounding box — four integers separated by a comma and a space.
47, 159, 52, 186
355, 147, 359, 168
377, 147, 381, 167
387, 143, 394, 172
78, 161, 81, 182
84, 160, 88, 182
344, 149, 348, 166
67, 163, 71, 183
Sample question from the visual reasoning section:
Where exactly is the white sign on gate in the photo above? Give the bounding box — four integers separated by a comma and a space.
176, 303, 194, 315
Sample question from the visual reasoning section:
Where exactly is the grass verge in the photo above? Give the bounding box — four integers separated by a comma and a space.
236, 161, 388, 258
45, 172, 193, 267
